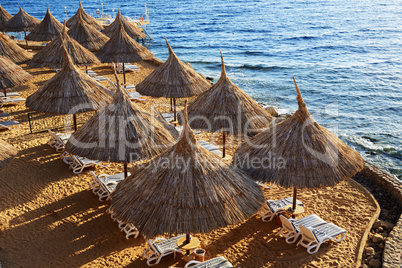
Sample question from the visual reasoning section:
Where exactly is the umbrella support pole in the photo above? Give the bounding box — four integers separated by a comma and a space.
222, 132, 226, 158
292, 187, 297, 219
85, 66, 88, 74
170, 98, 173, 111
124, 163, 128, 178
24, 31, 28, 47
173, 98, 177, 121
123, 63, 126, 86
73, 114, 77, 132
3, 88, 7, 97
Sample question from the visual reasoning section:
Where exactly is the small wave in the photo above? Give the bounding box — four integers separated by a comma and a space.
238, 64, 290, 71
282, 35, 319, 41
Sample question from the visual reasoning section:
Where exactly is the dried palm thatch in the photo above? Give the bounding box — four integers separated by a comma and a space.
178, 52, 273, 157
0, 5, 12, 31
0, 139, 17, 170
25, 7, 64, 41
136, 38, 211, 98
233, 77, 363, 190
26, 40, 112, 114
67, 11, 109, 51
0, 55, 32, 90
28, 24, 100, 69
65, 73, 178, 166
0, 32, 32, 64
109, 102, 265, 238
180, 52, 273, 134
96, 21, 153, 63
3, 5, 40, 32
103, 9, 145, 40
66, 0, 103, 31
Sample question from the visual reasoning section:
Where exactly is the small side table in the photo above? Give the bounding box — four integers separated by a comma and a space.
169, 120, 179, 126
177, 236, 201, 261
284, 204, 305, 219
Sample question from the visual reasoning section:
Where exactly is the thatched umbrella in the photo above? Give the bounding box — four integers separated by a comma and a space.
0, 139, 17, 170
109, 102, 264, 241
67, 11, 109, 51
96, 21, 153, 86
102, 8, 145, 40
66, 0, 103, 31
65, 74, 179, 178
28, 24, 100, 69
0, 55, 32, 96
136, 38, 211, 122
26, 40, 112, 131
180, 52, 273, 158
3, 5, 40, 46
233, 77, 364, 209
0, 5, 12, 31
0, 32, 32, 64
25, 7, 64, 42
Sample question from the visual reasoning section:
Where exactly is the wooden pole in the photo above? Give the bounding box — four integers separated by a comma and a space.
24, 31, 28, 46
173, 97, 177, 121
292, 187, 297, 219
73, 114, 77, 131
3, 89, 7, 97
85, 65, 88, 74
123, 62, 126, 86
222, 132, 226, 158
186, 233, 190, 243
170, 98, 173, 111
124, 162, 128, 178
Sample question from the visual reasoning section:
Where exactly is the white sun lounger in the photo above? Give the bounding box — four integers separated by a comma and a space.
0, 112, 11, 121
67, 154, 110, 174
297, 222, 346, 254
142, 234, 186, 266
259, 197, 304, 222
121, 85, 147, 102
0, 91, 19, 97
89, 171, 129, 201
0, 120, 20, 130
84, 69, 98, 77
277, 214, 327, 244
0, 97, 26, 107
185, 256, 234, 268
116, 63, 140, 73
107, 208, 140, 239
47, 129, 71, 152
197, 140, 223, 156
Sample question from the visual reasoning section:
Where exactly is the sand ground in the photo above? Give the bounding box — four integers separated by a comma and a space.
0, 60, 378, 267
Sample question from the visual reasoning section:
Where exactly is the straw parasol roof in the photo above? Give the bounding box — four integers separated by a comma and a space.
67, 11, 109, 51
103, 9, 145, 40
0, 5, 12, 31
180, 52, 273, 134
65, 74, 178, 164
0, 32, 32, 64
233, 77, 364, 189
66, 0, 103, 31
3, 5, 40, 32
25, 7, 64, 42
28, 24, 100, 69
136, 38, 211, 98
109, 103, 265, 238
26, 40, 112, 114
0, 139, 17, 170
0, 55, 32, 90
96, 21, 153, 64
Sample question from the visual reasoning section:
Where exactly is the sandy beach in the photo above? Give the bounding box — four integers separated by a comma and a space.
0, 60, 379, 267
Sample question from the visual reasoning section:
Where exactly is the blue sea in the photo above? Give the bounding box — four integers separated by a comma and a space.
3, 0, 402, 180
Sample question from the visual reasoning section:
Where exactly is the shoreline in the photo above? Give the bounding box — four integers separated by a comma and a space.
0, 59, 400, 267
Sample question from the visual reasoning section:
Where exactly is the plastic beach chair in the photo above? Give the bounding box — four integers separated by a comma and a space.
259, 197, 304, 222
106, 208, 139, 239
47, 129, 71, 152
68, 155, 110, 174
121, 85, 147, 102
0, 120, 20, 130
142, 234, 186, 266
185, 256, 234, 268
297, 223, 346, 254
277, 214, 327, 244
89, 171, 129, 201
0, 112, 11, 121
0, 91, 19, 97
0, 97, 26, 107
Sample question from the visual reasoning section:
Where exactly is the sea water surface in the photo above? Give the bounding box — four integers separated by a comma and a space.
3, 0, 402, 180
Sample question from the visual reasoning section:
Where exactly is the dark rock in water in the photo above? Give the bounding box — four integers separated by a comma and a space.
206, 76, 213, 81
362, 136, 380, 142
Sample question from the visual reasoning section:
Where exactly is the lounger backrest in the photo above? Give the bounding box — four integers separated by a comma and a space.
279, 215, 295, 232
299, 225, 319, 243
